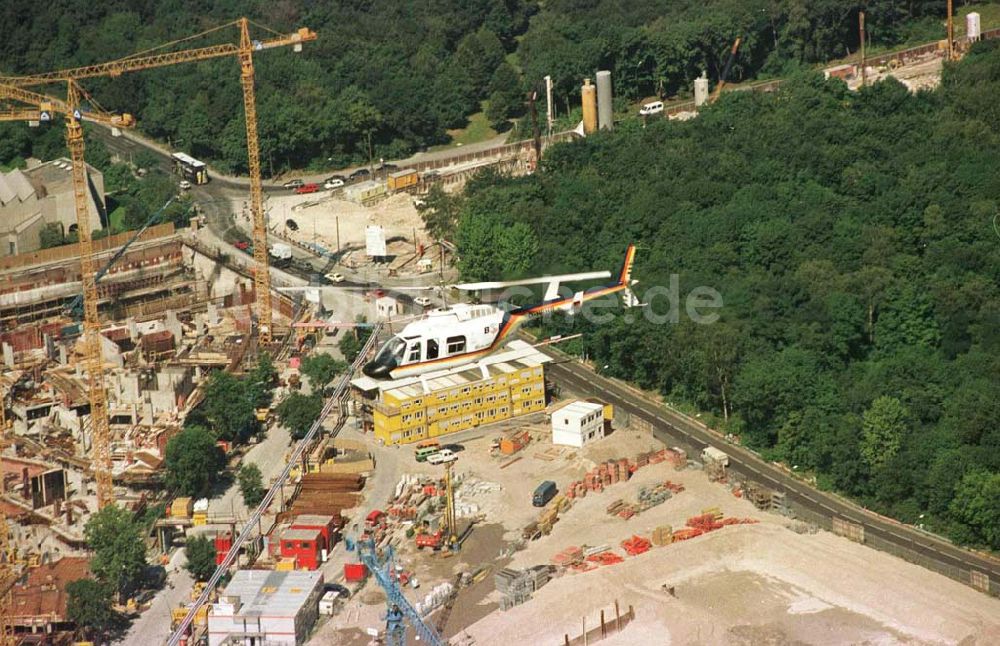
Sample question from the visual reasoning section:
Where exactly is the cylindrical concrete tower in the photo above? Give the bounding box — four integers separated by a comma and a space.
967, 12, 981, 41
694, 74, 710, 107
581, 78, 597, 134
596, 70, 613, 130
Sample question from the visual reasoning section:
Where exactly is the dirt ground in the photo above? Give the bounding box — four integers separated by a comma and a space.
310, 413, 1000, 645
267, 191, 426, 256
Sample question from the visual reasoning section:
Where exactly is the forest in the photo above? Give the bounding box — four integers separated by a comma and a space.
451, 42, 1000, 550
0, 1, 966, 175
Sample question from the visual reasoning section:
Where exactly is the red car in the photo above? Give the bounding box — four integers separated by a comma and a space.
295, 183, 320, 194
234, 241, 249, 250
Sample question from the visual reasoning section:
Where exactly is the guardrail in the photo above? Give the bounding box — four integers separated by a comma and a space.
167, 323, 383, 645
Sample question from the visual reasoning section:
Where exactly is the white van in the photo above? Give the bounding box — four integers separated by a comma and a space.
639, 101, 664, 116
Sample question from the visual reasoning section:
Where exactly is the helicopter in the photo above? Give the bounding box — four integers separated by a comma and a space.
360, 244, 639, 380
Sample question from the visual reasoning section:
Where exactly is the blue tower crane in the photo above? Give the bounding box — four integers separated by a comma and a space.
357, 539, 445, 646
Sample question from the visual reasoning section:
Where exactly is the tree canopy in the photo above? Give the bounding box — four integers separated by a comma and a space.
84, 506, 148, 598
456, 41, 1000, 549
300, 353, 348, 390
0, 0, 535, 175
237, 462, 265, 508
165, 425, 226, 498
0, 1, 960, 176
184, 535, 218, 582
66, 579, 118, 640
276, 392, 324, 440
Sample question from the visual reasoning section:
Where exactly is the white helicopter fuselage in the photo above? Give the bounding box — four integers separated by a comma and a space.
364, 303, 508, 379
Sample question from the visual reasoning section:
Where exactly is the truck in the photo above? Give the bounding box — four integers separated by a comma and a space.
701, 446, 729, 467
269, 242, 293, 268
532, 481, 557, 507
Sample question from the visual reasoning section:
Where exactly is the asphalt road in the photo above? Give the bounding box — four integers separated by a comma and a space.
543, 356, 1000, 594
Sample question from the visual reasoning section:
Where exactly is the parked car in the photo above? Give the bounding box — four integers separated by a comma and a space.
349, 168, 371, 181
295, 183, 320, 194
377, 162, 399, 173
427, 449, 457, 465
639, 101, 664, 116
179, 180, 192, 190
234, 241, 249, 251
282, 178, 304, 189
324, 178, 345, 190
325, 174, 346, 183
414, 296, 432, 307
325, 272, 345, 283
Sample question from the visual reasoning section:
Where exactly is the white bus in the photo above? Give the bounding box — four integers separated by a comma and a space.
171, 152, 209, 185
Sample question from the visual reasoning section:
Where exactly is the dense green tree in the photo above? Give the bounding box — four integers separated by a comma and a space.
948, 471, 1000, 549
860, 396, 908, 472
485, 62, 524, 130
184, 535, 218, 582
338, 321, 372, 363
66, 579, 117, 640
248, 353, 277, 409
84, 506, 147, 599
237, 463, 265, 508
276, 392, 324, 440
417, 185, 464, 242
198, 371, 257, 442
301, 353, 348, 389
165, 426, 226, 498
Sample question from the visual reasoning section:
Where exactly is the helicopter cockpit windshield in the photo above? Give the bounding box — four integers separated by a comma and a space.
362, 335, 407, 378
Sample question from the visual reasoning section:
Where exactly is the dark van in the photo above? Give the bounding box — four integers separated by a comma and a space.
532, 481, 557, 507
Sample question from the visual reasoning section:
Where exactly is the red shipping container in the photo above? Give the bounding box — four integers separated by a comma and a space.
280, 527, 322, 570
344, 562, 368, 582
215, 532, 233, 565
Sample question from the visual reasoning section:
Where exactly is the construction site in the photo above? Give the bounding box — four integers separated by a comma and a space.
1, 8, 1000, 646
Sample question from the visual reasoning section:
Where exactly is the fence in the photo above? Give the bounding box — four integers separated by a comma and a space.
0, 222, 176, 272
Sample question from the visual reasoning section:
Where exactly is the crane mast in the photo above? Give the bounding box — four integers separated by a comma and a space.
65, 82, 115, 509
238, 18, 273, 343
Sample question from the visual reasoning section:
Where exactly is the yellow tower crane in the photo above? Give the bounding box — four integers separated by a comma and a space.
0, 83, 134, 509
0, 19, 317, 347
0, 19, 315, 508
1, 381, 15, 646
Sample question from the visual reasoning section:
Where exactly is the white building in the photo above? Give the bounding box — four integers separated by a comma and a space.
0, 159, 105, 258
375, 295, 402, 320
208, 570, 323, 646
551, 400, 605, 448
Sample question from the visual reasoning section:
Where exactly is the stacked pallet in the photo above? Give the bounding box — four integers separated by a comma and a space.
621, 535, 651, 556
495, 566, 552, 610
566, 459, 631, 499
585, 550, 624, 566
551, 546, 584, 567
651, 525, 674, 546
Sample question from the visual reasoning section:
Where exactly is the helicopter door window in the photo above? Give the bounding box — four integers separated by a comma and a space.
446, 335, 466, 355
426, 338, 439, 360
407, 341, 422, 363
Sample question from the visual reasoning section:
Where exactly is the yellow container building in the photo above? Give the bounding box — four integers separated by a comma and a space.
362, 341, 550, 445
